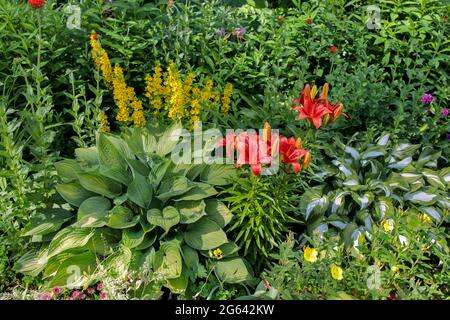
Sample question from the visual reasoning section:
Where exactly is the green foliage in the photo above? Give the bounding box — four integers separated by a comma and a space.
301, 132, 449, 244
14, 122, 253, 295
243, 208, 449, 300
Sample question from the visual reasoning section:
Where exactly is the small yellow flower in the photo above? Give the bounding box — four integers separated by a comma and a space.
421, 213, 432, 223
213, 248, 223, 260
330, 264, 344, 281
382, 219, 394, 232
303, 246, 318, 263
391, 266, 400, 276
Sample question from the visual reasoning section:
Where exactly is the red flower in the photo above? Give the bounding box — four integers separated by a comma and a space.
276, 17, 284, 22
279, 137, 309, 173
305, 18, 312, 24
292, 84, 331, 129
329, 45, 337, 53
90, 33, 100, 40
28, 0, 45, 9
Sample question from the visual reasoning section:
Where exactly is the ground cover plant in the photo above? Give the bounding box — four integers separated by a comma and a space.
0, 0, 448, 301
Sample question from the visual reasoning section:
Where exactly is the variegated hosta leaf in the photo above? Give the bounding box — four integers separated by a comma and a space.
352, 192, 374, 210
388, 156, 412, 169
422, 169, 446, 190
331, 191, 351, 214
368, 180, 391, 197
416, 147, 441, 168
344, 146, 360, 161
154, 240, 183, 279
404, 190, 439, 206
440, 167, 450, 186
332, 160, 355, 177
304, 194, 329, 221
385, 176, 410, 192
374, 197, 394, 221
391, 143, 420, 160
327, 214, 350, 230
356, 209, 373, 230
398, 172, 423, 184
420, 206, 442, 222
342, 175, 361, 189
47, 227, 94, 259
361, 146, 386, 160
376, 133, 390, 146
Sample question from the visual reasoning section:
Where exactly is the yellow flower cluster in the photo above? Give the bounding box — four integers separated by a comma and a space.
144, 62, 233, 127
99, 112, 111, 133
90, 34, 145, 127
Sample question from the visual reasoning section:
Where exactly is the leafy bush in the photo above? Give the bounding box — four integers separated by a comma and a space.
300, 132, 449, 244
14, 122, 253, 296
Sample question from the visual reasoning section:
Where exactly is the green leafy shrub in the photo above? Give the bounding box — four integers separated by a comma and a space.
14, 122, 253, 296
300, 132, 449, 244
242, 207, 449, 300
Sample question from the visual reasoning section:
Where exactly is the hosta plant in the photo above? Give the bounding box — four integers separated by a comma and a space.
301, 132, 449, 245
14, 122, 253, 296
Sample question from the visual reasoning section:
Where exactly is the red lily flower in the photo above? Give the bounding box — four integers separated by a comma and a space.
327, 102, 348, 123
28, 0, 45, 9
279, 137, 309, 173
292, 84, 331, 129
329, 45, 337, 53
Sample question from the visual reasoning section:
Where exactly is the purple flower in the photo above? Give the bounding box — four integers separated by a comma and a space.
446, 133, 450, 140
234, 26, 246, 38
52, 287, 61, 295
40, 293, 51, 300
421, 93, 434, 104
216, 27, 226, 37
441, 108, 449, 116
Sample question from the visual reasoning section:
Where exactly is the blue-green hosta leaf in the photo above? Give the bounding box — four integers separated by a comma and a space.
352, 192, 374, 210
205, 200, 233, 228
55, 160, 82, 182
344, 146, 360, 160
404, 191, 439, 206
388, 156, 412, 169
392, 143, 420, 159
77, 196, 110, 228
154, 240, 183, 279
422, 169, 446, 189
181, 245, 199, 272
23, 208, 73, 237
417, 147, 441, 168
75, 147, 99, 167
376, 133, 390, 146
99, 166, 132, 185
78, 173, 122, 198
327, 214, 350, 230
157, 176, 194, 201
122, 227, 146, 249
215, 258, 253, 284
126, 158, 150, 177
56, 182, 96, 207
176, 200, 207, 224
147, 206, 180, 233
175, 182, 217, 201
127, 174, 153, 208
200, 164, 237, 186
331, 191, 352, 214
305, 194, 329, 221
421, 206, 442, 222
184, 217, 228, 250
107, 205, 140, 229
361, 146, 386, 159
47, 227, 94, 259
155, 121, 183, 156
14, 249, 49, 276
374, 197, 394, 220
48, 251, 97, 288
332, 160, 354, 177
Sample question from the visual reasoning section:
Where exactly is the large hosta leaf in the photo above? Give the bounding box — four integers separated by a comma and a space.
154, 240, 182, 279
147, 207, 180, 233
157, 176, 193, 201
392, 143, 420, 159
122, 227, 146, 249
331, 191, 351, 214
54, 160, 82, 182
361, 146, 386, 159
374, 197, 394, 220
175, 182, 217, 201
165, 270, 188, 294
128, 174, 153, 208
77, 196, 110, 228
155, 121, 183, 156
78, 172, 122, 198
421, 206, 442, 222
184, 217, 228, 250
23, 208, 73, 237
47, 227, 94, 259
422, 169, 446, 189
200, 164, 237, 186
75, 147, 99, 167
107, 205, 140, 229
47, 251, 97, 288
215, 258, 253, 283
13, 249, 49, 276
176, 200, 207, 224
56, 182, 96, 207
205, 200, 233, 228
98, 134, 128, 170
404, 191, 439, 206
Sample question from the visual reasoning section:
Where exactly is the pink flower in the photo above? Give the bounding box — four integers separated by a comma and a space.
441, 108, 449, 116
96, 283, 103, 291
40, 293, 51, 300
87, 288, 95, 294
66, 297, 73, 300
99, 293, 107, 300
71, 291, 81, 298
80, 294, 87, 299
52, 287, 61, 295
421, 93, 434, 104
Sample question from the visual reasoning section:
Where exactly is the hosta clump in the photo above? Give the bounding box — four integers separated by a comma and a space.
14, 122, 253, 295
301, 132, 449, 244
